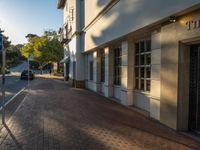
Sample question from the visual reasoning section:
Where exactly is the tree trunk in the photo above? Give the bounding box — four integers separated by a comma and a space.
39, 64, 43, 74
57, 62, 60, 72
40, 69, 43, 74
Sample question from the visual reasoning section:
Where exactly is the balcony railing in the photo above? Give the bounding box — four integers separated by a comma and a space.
59, 26, 72, 44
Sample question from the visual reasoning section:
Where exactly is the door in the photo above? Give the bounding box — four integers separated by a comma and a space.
189, 44, 200, 134
66, 62, 69, 81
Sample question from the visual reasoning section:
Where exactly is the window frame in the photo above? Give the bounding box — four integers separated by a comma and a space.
135, 39, 151, 92
114, 47, 122, 85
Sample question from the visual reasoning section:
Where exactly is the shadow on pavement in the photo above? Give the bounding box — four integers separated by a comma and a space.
3, 123, 24, 150
0, 78, 199, 150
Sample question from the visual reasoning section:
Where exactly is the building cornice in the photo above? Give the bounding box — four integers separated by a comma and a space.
83, 0, 120, 32
57, 0, 66, 9
83, 3, 200, 53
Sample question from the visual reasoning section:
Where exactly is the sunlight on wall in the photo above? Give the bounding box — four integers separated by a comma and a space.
85, 0, 200, 51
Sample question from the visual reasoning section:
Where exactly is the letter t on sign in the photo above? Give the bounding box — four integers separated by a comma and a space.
186, 21, 192, 30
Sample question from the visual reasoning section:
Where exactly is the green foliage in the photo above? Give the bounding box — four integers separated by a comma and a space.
20, 30, 64, 69
6, 44, 24, 67
25, 34, 38, 41
3, 35, 11, 49
0, 34, 23, 67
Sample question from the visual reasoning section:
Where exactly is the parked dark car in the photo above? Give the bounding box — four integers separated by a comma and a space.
21, 70, 35, 80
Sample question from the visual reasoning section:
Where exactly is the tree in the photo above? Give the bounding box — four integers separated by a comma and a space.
0, 34, 11, 67
25, 34, 38, 41
0, 31, 23, 69
20, 30, 64, 73
3, 35, 11, 49
44, 29, 63, 63
20, 36, 49, 73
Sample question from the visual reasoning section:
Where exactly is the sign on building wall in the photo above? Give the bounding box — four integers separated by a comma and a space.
186, 19, 200, 30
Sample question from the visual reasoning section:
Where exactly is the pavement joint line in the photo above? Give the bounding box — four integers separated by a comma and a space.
0, 86, 30, 132
0, 86, 27, 111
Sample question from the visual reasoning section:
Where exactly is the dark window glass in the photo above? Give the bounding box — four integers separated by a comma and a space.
135, 67, 139, 78
140, 41, 145, 52
146, 80, 151, 91
146, 67, 151, 78
89, 61, 93, 80
146, 40, 151, 52
141, 55, 145, 65
140, 79, 144, 90
135, 55, 139, 65
101, 51, 105, 82
141, 67, 145, 78
135, 79, 139, 89
135, 43, 139, 54
146, 54, 151, 65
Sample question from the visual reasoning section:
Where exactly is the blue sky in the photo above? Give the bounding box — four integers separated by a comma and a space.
0, 0, 63, 45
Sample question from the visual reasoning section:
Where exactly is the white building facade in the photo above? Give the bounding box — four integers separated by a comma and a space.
58, 0, 85, 87
58, 0, 200, 134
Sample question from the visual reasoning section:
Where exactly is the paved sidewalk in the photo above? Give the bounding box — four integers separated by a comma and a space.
0, 78, 200, 150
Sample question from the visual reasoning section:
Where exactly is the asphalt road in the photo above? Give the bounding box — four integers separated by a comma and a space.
1, 61, 29, 101
0, 61, 50, 124
0, 61, 30, 125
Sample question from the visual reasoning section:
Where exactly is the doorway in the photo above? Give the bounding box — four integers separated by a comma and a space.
189, 44, 200, 134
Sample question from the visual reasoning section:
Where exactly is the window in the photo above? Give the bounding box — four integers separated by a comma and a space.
73, 61, 76, 78
135, 39, 151, 92
114, 47, 122, 85
89, 61, 93, 80
101, 50, 105, 82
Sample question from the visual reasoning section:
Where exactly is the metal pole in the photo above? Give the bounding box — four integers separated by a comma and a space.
1, 34, 6, 124
28, 57, 30, 88
2, 50, 5, 124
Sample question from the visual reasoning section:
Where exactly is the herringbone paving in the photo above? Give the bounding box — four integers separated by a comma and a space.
0, 78, 199, 150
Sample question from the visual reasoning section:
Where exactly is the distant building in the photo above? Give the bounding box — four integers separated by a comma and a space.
57, 0, 200, 133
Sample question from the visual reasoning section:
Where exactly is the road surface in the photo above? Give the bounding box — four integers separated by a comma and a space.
0, 78, 199, 150
0, 62, 30, 125
0, 61, 51, 127
1, 61, 29, 100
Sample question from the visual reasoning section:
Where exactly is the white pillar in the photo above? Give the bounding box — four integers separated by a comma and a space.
75, 35, 85, 88
120, 40, 134, 106
93, 51, 101, 92
150, 30, 161, 120
104, 47, 114, 97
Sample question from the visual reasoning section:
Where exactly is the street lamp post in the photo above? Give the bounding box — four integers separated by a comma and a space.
28, 56, 30, 88
0, 29, 6, 124
28, 54, 33, 88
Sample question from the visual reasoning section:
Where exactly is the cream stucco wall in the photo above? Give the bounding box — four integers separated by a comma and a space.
84, 0, 200, 51
85, 51, 101, 92
68, 37, 77, 79
150, 30, 161, 120
84, 0, 110, 26
62, 0, 85, 86
160, 9, 200, 130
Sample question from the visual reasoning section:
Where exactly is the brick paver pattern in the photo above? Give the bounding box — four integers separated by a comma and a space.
0, 78, 200, 150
